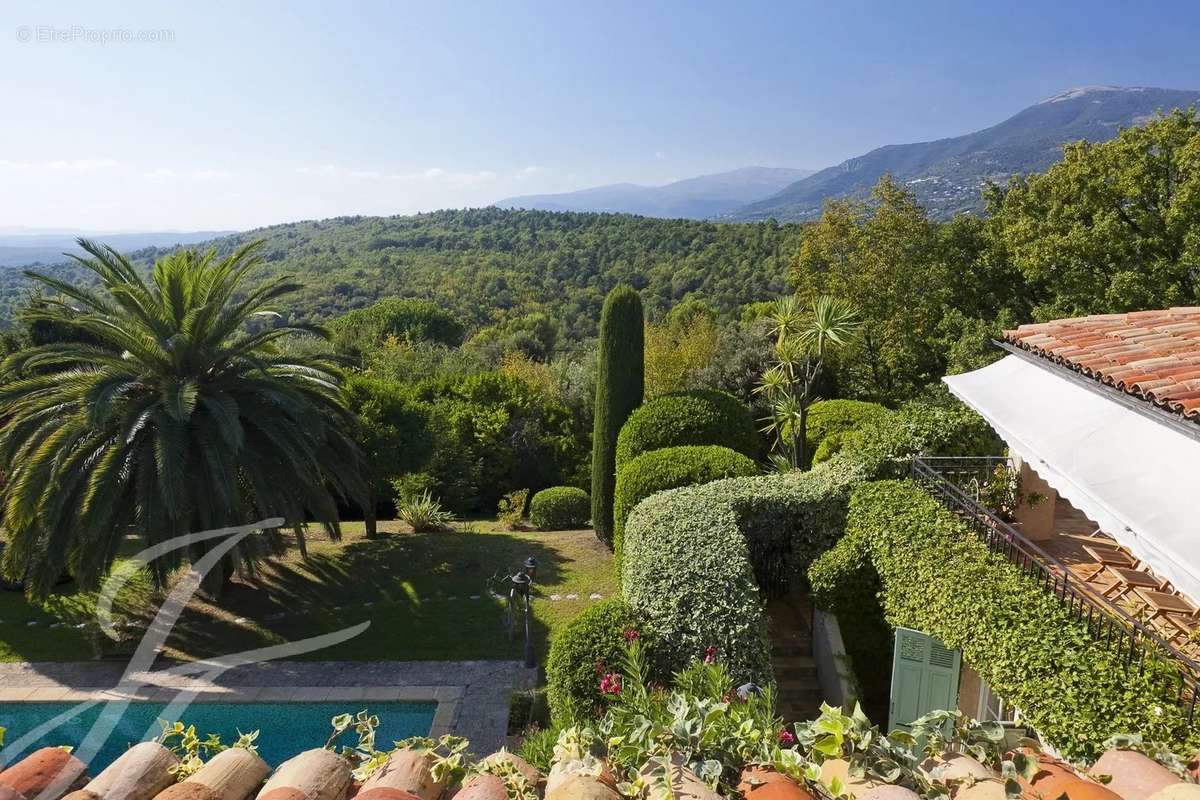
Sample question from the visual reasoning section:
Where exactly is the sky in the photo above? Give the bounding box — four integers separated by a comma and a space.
2, 0, 1199, 232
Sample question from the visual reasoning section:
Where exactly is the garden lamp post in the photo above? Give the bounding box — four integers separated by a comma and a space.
509, 555, 538, 668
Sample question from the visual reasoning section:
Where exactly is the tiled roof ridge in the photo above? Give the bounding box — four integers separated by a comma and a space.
1002, 307, 1200, 424
3, 740, 1200, 800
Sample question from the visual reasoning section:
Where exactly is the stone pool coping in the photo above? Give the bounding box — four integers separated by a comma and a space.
0, 660, 535, 753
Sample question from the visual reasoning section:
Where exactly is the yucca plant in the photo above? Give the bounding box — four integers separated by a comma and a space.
0, 239, 366, 597
754, 295, 860, 470
395, 490, 456, 532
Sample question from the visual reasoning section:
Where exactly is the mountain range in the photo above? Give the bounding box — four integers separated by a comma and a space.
494, 166, 815, 219
0, 230, 231, 268
731, 86, 1200, 221
497, 86, 1200, 222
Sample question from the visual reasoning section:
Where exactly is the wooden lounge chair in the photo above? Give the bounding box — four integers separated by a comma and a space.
1100, 566, 1170, 601
1129, 587, 1200, 643
1079, 543, 1140, 581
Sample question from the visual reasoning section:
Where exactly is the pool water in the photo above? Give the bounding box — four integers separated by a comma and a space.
0, 701, 437, 771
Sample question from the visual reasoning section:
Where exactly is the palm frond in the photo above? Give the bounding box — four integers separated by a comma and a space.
0, 238, 365, 595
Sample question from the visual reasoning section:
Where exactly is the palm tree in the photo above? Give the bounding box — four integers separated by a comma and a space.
0, 239, 366, 597
754, 295, 861, 470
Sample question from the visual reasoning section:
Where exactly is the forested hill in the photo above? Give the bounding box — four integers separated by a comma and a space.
0, 209, 803, 339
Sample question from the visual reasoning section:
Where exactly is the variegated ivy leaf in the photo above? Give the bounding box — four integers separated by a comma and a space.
696, 759, 723, 787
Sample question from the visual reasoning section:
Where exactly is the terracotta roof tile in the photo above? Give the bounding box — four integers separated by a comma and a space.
1003, 308, 1200, 425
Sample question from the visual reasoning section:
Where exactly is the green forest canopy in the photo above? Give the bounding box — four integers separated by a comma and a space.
0, 210, 803, 339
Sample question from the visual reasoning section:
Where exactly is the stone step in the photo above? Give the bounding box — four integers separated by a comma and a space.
774, 662, 818, 681
771, 642, 813, 658
776, 681, 822, 696
767, 592, 821, 723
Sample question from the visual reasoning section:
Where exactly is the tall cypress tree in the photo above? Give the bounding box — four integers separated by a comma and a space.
591, 285, 645, 548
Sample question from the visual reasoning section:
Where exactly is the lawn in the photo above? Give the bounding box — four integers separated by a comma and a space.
0, 522, 616, 664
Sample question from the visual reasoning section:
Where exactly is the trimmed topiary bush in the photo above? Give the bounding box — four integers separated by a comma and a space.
613, 445, 759, 559
621, 458, 868, 683
620, 395, 997, 685
811, 430, 847, 465
530, 486, 590, 530
545, 597, 638, 726
591, 286, 645, 548
814, 480, 1200, 759
804, 399, 888, 467
615, 389, 759, 467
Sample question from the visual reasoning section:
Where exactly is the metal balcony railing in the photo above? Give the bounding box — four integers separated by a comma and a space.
911, 456, 1200, 726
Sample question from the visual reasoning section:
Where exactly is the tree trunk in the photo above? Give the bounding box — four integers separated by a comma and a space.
294, 524, 308, 559
797, 404, 809, 470
365, 491, 379, 539
200, 551, 234, 599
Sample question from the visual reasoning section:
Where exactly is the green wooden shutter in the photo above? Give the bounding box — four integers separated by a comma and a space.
888, 627, 961, 731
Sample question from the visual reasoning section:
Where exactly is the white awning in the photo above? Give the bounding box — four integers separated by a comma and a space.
944, 355, 1200, 604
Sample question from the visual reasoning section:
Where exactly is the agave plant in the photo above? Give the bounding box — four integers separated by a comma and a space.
0, 239, 366, 596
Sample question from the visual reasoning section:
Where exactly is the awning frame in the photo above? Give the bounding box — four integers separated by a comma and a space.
945, 351, 1200, 605
993, 339, 1200, 445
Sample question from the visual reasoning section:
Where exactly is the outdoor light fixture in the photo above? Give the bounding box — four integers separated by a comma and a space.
507, 557, 537, 669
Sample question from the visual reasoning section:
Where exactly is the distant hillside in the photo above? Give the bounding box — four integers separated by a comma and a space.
495, 166, 815, 219
0, 209, 803, 337
0, 230, 233, 268
730, 86, 1200, 221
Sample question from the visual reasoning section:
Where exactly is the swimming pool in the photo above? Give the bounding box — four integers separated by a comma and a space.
0, 700, 437, 771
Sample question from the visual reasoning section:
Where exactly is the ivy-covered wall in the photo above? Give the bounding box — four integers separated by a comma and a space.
811, 479, 1200, 760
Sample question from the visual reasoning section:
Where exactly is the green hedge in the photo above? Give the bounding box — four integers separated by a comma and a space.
613, 445, 759, 560
530, 486, 590, 530
620, 398, 995, 684
622, 457, 869, 681
545, 597, 638, 726
804, 399, 888, 467
615, 390, 759, 467
837, 400, 1001, 470
811, 430, 847, 465
813, 480, 1199, 759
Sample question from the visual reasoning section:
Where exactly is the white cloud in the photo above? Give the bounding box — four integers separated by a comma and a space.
47, 158, 119, 172
654, 151, 667, 160
0, 158, 119, 173
142, 167, 234, 184
144, 167, 178, 183
191, 168, 233, 181
294, 163, 500, 186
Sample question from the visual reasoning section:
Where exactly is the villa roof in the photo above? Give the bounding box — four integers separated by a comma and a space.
1002, 307, 1200, 424
0, 737, 1193, 800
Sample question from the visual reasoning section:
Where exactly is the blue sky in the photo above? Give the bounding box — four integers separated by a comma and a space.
2, 0, 1198, 230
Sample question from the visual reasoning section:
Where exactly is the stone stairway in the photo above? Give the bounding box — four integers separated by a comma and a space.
766, 594, 824, 724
